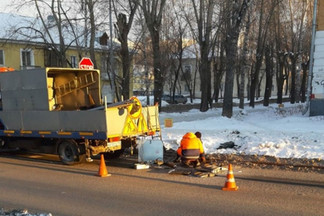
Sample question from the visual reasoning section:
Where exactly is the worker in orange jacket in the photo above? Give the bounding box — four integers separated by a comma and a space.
176, 132, 206, 167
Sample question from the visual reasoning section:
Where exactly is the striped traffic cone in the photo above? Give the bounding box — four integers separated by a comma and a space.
222, 164, 238, 191
97, 154, 111, 177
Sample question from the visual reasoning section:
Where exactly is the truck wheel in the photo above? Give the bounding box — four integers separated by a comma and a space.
58, 140, 84, 165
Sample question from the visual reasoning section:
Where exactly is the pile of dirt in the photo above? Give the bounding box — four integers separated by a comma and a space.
163, 148, 324, 174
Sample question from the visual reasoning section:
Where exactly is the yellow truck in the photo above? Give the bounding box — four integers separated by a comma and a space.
0, 67, 160, 164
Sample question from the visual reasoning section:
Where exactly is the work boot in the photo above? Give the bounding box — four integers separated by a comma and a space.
86, 157, 93, 162
173, 156, 181, 163
182, 160, 191, 168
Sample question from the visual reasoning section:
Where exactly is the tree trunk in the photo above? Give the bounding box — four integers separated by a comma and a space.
300, 61, 308, 102
117, 13, 131, 100
249, 55, 263, 107
141, 0, 166, 109
249, 0, 265, 108
284, 63, 289, 96
214, 41, 225, 103
189, 0, 215, 112
276, 53, 285, 104
222, 0, 250, 118
200, 42, 211, 112
172, 37, 184, 102
239, 13, 251, 109
121, 39, 131, 99
236, 65, 240, 100
213, 62, 224, 103
54, 0, 67, 67
152, 30, 163, 106
290, 56, 297, 104
263, 44, 274, 106
115, 1, 138, 100
257, 73, 264, 99
223, 32, 238, 117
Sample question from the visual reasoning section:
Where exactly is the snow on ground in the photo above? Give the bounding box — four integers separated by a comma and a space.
155, 101, 324, 160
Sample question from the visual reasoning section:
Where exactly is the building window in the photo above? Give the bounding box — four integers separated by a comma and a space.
71, 56, 77, 68
0, 50, 4, 65
184, 65, 192, 73
182, 65, 192, 81
20, 49, 34, 68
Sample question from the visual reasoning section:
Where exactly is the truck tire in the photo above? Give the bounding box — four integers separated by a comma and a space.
58, 140, 84, 165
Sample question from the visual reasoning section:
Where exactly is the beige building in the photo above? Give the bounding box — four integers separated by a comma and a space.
0, 13, 119, 102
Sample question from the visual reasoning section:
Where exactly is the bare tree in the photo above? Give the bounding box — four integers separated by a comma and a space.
114, 0, 139, 100
161, 1, 195, 103
263, 43, 275, 106
274, 1, 286, 104
33, 0, 68, 67
209, 2, 226, 104
238, 9, 252, 109
140, 0, 166, 108
212, 37, 225, 103
165, 27, 185, 102
300, 58, 309, 102
287, 0, 310, 104
86, 0, 97, 69
249, 0, 276, 108
189, 0, 216, 112
222, 0, 250, 118
131, 10, 154, 103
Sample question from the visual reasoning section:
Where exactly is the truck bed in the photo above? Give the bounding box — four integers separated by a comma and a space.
0, 106, 160, 140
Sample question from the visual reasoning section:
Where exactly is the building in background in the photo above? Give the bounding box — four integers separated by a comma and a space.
310, 0, 324, 116
0, 12, 120, 102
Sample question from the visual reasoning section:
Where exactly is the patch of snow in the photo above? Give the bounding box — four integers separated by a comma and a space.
160, 102, 324, 160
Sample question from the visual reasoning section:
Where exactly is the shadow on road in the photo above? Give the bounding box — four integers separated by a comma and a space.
236, 176, 324, 189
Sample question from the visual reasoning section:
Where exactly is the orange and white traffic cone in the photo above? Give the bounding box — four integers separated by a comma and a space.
97, 154, 111, 177
222, 164, 238, 191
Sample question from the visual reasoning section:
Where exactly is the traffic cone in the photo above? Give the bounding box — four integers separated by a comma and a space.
222, 164, 238, 191
97, 154, 111, 177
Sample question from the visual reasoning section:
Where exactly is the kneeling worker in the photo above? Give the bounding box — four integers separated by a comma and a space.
176, 132, 206, 167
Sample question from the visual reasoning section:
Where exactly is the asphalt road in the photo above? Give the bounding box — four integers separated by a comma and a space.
0, 153, 323, 216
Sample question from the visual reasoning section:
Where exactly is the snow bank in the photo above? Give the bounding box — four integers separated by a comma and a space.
160, 103, 324, 160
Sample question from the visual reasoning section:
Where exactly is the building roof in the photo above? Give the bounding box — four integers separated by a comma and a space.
0, 12, 119, 50
182, 44, 199, 59
177, 42, 215, 60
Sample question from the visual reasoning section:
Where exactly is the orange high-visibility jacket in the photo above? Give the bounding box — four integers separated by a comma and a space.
177, 132, 204, 160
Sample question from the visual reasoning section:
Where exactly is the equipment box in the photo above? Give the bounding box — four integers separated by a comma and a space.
138, 139, 163, 163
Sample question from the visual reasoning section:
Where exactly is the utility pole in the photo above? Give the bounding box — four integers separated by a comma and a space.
303, 0, 318, 115
142, 14, 150, 105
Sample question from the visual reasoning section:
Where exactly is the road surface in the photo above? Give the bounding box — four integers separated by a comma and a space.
0, 153, 323, 216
